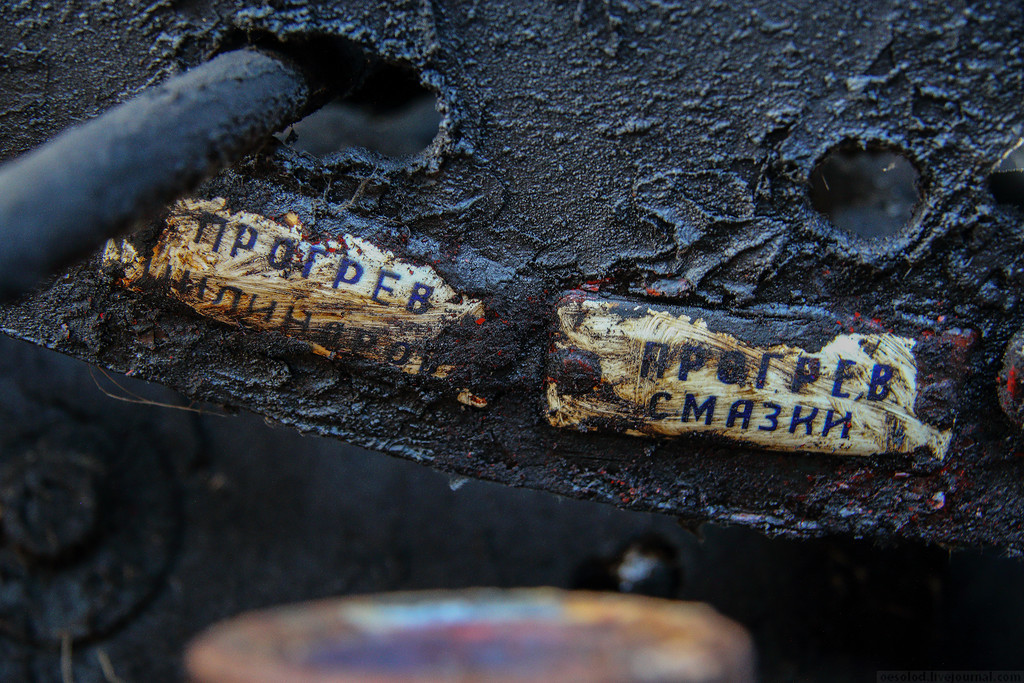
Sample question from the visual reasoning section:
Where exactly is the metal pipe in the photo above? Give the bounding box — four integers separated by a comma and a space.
0, 49, 314, 302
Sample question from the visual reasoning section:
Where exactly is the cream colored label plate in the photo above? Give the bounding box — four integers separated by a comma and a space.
103, 198, 484, 375
547, 295, 951, 459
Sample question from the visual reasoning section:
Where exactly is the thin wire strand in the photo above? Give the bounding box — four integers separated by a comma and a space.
89, 366, 226, 416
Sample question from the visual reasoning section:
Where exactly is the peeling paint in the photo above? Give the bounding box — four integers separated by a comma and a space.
103, 198, 484, 375
548, 294, 951, 459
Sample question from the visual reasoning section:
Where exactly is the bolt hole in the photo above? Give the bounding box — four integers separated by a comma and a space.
808, 143, 922, 240
990, 139, 1024, 210
285, 61, 442, 159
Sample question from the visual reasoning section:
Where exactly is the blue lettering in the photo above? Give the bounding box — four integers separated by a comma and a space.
756, 352, 783, 388
302, 246, 328, 278
789, 405, 819, 435
791, 356, 820, 393
195, 214, 228, 248
230, 225, 258, 257
389, 341, 413, 365
246, 295, 277, 321
406, 282, 434, 314
372, 270, 401, 304
759, 402, 782, 431
681, 393, 716, 425
333, 257, 363, 287
677, 344, 709, 381
268, 238, 296, 269
648, 391, 672, 419
281, 305, 311, 333
822, 409, 852, 439
641, 342, 670, 379
211, 286, 243, 311
211, 220, 229, 252
867, 364, 894, 401
726, 399, 754, 429
831, 359, 856, 398
717, 350, 748, 385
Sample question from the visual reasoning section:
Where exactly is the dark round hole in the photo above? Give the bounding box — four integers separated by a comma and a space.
286, 61, 442, 159
990, 141, 1024, 210
808, 144, 921, 239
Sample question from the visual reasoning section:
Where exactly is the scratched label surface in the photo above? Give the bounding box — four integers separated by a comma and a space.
547, 295, 952, 459
103, 198, 484, 375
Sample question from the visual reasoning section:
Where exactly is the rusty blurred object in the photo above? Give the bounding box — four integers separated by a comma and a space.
185, 589, 755, 683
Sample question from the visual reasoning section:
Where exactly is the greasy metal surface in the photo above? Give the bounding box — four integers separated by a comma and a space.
2, 1, 1023, 551
185, 589, 754, 683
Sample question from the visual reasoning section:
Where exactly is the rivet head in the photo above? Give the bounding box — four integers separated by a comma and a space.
1, 450, 99, 561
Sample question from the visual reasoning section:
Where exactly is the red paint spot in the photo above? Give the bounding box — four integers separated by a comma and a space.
645, 287, 661, 297
1008, 366, 1021, 400
949, 329, 979, 349
476, 317, 486, 325
580, 277, 613, 293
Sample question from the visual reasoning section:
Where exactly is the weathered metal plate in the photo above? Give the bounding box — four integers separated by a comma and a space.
547, 294, 952, 459
3, 0, 1022, 555
102, 198, 484, 376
